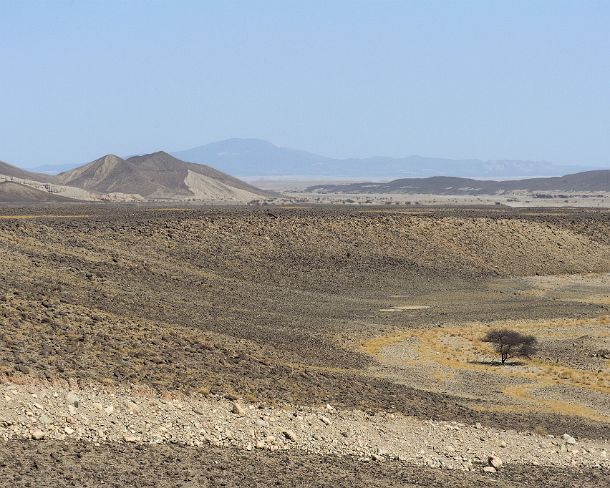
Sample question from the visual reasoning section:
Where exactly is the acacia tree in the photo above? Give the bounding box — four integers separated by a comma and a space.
482, 329, 537, 364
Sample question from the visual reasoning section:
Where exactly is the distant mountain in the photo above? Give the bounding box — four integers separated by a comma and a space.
173, 138, 334, 177
172, 138, 600, 178
0, 160, 56, 183
22, 163, 81, 174
306, 170, 610, 195
0, 181, 75, 203
58, 151, 271, 200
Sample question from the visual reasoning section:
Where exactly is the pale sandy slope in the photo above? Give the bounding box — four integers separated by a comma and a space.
184, 170, 264, 201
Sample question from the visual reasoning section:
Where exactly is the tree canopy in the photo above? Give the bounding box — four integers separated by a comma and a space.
482, 329, 537, 364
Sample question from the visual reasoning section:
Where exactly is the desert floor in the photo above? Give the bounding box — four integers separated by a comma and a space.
0, 205, 608, 486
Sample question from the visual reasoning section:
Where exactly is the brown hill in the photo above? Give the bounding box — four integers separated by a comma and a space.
58, 152, 272, 200
0, 160, 56, 183
307, 170, 610, 195
0, 181, 75, 203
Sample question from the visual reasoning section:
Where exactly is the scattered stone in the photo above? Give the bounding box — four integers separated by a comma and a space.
39, 415, 53, 425
126, 401, 141, 414
65, 392, 79, 407
31, 430, 45, 440
0, 382, 608, 473
283, 430, 297, 442
488, 455, 503, 469
231, 402, 246, 416
562, 434, 577, 445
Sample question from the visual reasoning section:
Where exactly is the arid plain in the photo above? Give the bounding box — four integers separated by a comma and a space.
0, 205, 608, 487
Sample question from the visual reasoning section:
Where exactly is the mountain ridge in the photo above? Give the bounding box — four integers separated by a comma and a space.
306, 170, 610, 195
172, 138, 602, 179
56, 151, 272, 200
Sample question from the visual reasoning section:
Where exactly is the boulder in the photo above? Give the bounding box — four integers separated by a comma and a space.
488, 455, 503, 469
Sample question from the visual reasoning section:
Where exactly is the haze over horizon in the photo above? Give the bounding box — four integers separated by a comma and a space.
1, 1, 609, 169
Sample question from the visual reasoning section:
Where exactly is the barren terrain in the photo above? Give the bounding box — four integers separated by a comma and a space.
288, 190, 610, 208
0, 205, 608, 486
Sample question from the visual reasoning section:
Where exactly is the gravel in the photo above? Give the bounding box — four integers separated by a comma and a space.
1, 440, 609, 488
0, 382, 607, 473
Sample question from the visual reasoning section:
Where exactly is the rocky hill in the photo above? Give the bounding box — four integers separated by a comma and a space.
0, 160, 55, 183
56, 151, 273, 200
0, 181, 76, 203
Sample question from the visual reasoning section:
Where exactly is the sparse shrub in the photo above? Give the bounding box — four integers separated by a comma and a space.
244, 392, 257, 403
196, 385, 210, 396
533, 425, 548, 436
482, 328, 537, 364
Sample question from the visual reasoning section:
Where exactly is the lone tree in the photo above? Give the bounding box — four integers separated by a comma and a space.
482, 329, 537, 364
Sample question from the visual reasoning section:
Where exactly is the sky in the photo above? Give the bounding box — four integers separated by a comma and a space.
1, 0, 609, 168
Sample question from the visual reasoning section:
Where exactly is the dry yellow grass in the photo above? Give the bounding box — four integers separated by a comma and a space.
360, 331, 413, 356
360, 315, 610, 421
488, 383, 610, 423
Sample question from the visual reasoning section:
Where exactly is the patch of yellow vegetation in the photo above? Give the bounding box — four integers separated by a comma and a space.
360, 331, 412, 356
360, 315, 610, 421
488, 383, 610, 423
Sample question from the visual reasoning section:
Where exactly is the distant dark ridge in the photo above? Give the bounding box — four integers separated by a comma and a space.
306, 170, 610, 195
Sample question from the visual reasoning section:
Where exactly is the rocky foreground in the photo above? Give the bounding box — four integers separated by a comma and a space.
1, 381, 607, 476
1, 206, 608, 487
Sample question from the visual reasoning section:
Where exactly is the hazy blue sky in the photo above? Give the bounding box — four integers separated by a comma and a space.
1, 0, 609, 167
